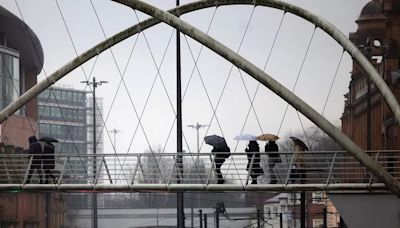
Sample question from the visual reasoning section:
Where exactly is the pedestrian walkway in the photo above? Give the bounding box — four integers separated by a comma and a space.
0, 150, 397, 192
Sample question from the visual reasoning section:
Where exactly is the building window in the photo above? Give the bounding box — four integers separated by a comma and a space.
23, 221, 39, 228
312, 192, 325, 204
0, 46, 20, 111
312, 219, 324, 228
1, 221, 18, 228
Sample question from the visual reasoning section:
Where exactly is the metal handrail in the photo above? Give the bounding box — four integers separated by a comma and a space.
0, 150, 398, 192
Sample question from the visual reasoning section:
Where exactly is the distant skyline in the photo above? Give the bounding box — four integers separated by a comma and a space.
0, 0, 370, 154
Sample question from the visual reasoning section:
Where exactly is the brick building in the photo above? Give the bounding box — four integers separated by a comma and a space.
341, 0, 400, 151
0, 5, 66, 228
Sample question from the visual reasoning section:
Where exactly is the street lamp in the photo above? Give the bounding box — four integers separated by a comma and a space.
81, 77, 107, 228
108, 128, 121, 179
186, 122, 209, 153
108, 128, 121, 152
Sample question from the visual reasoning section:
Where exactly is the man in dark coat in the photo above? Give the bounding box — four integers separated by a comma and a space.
40, 140, 56, 184
212, 143, 230, 184
26, 136, 44, 184
265, 141, 281, 184
245, 141, 263, 184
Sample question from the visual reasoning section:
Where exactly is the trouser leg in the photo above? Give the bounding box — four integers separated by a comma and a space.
269, 163, 277, 183
215, 164, 224, 184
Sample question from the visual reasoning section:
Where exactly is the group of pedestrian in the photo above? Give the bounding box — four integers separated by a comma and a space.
209, 139, 281, 185
245, 140, 281, 184
25, 135, 57, 184
208, 135, 308, 184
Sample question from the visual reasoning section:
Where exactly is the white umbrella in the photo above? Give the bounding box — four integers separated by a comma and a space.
234, 134, 257, 141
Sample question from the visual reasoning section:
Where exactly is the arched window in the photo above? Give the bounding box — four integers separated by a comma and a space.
0, 46, 20, 110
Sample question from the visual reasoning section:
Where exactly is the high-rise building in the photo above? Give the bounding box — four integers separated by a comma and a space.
341, 0, 400, 151
86, 95, 104, 157
37, 85, 88, 181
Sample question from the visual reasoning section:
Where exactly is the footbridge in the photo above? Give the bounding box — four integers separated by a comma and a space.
0, 0, 400, 197
1, 151, 398, 192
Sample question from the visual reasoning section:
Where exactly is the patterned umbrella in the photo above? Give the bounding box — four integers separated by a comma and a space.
256, 133, 279, 141
290, 136, 308, 151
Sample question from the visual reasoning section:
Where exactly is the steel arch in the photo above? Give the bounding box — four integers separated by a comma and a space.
1, 0, 399, 194
111, 0, 400, 196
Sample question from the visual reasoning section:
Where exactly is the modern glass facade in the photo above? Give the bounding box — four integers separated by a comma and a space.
86, 96, 104, 156
0, 46, 20, 111
38, 86, 88, 179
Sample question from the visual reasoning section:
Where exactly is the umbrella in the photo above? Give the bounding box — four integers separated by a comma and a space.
234, 134, 257, 141
39, 136, 59, 143
204, 135, 226, 147
256, 133, 279, 141
290, 136, 308, 151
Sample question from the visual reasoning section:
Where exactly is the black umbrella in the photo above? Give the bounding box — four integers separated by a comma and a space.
204, 135, 226, 148
290, 136, 308, 151
39, 136, 59, 143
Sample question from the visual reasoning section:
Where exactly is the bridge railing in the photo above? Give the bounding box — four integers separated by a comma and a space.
0, 150, 398, 189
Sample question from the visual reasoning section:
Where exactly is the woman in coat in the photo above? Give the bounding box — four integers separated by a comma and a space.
265, 141, 281, 184
212, 144, 230, 184
245, 141, 263, 184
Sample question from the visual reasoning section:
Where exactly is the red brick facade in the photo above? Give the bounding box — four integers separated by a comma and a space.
341, 0, 400, 151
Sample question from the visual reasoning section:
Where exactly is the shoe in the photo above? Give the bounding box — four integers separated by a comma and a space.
217, 180, 225, 184
251, 180, 257, 184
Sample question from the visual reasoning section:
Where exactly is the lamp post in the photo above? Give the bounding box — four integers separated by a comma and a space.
176, 0, 184, 227
186, 122, 209, 154
108, 128, 121, 180
108, 129, 121, 152
81, 77, 107, 228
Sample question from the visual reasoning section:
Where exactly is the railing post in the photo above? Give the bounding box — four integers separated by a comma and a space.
326, 151, 338, 185
206, 155, 215, 185
285, 151, 296, 185
138, 155, 145, 183
23, 155, 33, 184
369, 151, 381, 185
58, 156, 69, 185
131, 155, 141, 185
95, 155, 104, 185
169, 155, 177, 184
3, 159, 11, 183
246, 152, 255, 185
103, 155, 113, 184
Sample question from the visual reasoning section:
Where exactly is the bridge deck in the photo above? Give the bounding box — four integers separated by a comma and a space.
1, 151, 398, 192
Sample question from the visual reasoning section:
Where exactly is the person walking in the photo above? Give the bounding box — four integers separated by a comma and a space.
245, 140, 263, 184
290, 137, 308, 184
40, 140, 56, 184
265, 140, 281, 184
211, 143, 230, 184
26, 136, 44, 184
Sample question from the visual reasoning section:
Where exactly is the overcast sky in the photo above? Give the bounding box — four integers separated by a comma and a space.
0, 0, 370, 154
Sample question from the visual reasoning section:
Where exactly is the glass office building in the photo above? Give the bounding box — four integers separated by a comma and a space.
38, 86, 88, 180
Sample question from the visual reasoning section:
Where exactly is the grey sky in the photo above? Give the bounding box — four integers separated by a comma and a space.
0, 0, 370, 154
